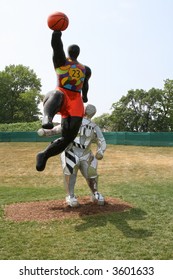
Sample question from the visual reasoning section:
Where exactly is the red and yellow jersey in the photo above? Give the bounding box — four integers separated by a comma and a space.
56, 58, 86, 92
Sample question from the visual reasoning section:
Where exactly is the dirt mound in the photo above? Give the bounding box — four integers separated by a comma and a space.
4, 196, 133, 222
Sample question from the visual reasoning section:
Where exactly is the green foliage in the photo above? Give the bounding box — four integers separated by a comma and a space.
93, 113, 112, 131
94, 79, 173, 132
0, 121, 41, 131
111, 79, 173, 132
0, 65, 43, 123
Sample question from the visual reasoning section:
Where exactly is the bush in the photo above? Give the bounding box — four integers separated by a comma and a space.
0, 121, 42, 132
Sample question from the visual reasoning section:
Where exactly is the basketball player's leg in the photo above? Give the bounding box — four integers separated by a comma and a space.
36, 116, 82, 171
42, 90, 64, 129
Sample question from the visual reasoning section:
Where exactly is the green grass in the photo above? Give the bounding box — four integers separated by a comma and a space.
0, 143, 173, 259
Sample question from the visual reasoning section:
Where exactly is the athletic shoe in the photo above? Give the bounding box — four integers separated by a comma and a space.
36, 152, 47, 171
66, 196, 79, 207
92, 192, 105, 205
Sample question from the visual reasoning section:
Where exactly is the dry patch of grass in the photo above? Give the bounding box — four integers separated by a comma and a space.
1, 143, 173, 188
0, 143, 63, 188
99, 145, 173, 185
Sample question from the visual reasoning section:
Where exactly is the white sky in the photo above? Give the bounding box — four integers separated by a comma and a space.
0, 0, 173, 117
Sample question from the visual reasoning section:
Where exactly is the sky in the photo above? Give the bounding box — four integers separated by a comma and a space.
0, 0, 173, 117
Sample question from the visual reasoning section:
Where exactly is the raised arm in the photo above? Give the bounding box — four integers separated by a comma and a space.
51, 30, 66, 68
82, 66, 92, 103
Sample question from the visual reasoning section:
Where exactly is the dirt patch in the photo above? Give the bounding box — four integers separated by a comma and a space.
4, 196, 133, 222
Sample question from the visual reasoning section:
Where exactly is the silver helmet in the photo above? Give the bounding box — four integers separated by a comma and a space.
85, 104, 96, 118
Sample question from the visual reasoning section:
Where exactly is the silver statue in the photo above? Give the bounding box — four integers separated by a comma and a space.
38, 104, 106, 207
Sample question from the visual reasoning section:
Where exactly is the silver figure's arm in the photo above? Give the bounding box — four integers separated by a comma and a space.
94, 125, 106, 160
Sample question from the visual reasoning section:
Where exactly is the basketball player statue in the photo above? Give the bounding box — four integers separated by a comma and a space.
37, 104, 106, 207
36, 29, 91, 171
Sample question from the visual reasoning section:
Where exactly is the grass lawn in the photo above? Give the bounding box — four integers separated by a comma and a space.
0, 142, 173, 260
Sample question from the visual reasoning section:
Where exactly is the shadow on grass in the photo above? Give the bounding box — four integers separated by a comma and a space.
75, 208, 152, 238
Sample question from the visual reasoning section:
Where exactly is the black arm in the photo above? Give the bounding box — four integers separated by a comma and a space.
51, 30, 66, 68
82, 66, 92, 103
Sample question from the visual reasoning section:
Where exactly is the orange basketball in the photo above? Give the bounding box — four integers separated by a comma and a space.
47, 11, 69, 31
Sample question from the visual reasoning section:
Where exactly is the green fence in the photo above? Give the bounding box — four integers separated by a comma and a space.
1, 131, 173, 146
104, 132, 173, 146
0, 132, 57, 143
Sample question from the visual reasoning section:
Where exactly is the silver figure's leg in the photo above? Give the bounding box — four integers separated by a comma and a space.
61, 151, 79, 207
63, 173, 77, 198
80, 154, 105, 205
64, 173, 79, 207
86, 177, 98, 193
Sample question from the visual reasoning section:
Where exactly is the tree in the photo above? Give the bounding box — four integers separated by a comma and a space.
161, 79, 173, 130
109, 79, 173, 132
0, 65, 42, 123
93, 113, 112, 131
111, 89, 150, 131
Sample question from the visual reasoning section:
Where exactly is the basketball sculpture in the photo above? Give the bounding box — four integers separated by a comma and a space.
47, 11, 69, 31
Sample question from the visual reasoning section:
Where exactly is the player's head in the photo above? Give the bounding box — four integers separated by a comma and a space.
85, 104, 96, 119
68, 44, 80, 59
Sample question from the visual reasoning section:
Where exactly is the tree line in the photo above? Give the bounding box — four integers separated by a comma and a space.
1, 65, 173, 132
94, 79, 173, 132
